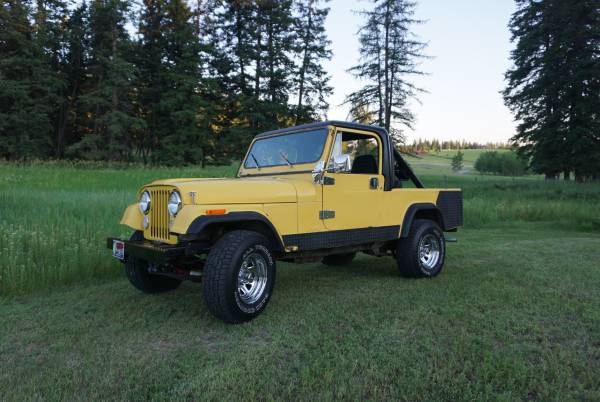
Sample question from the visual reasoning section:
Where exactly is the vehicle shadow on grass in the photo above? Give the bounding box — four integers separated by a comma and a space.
108, 255, 402, 325
280, 254, 400, 279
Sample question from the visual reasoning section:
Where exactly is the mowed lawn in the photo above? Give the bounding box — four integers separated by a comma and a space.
1, 162, 600, 401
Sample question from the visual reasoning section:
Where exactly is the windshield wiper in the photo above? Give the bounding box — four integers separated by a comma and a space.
250, 153, 261, 169
279, 151, 293, 166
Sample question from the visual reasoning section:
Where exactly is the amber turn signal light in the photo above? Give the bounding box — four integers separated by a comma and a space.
205, 209, 226, 215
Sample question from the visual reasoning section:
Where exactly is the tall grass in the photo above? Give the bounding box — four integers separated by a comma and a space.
0, 163, 237, 294
422, 175, 600, 230
1, 162, 599, 295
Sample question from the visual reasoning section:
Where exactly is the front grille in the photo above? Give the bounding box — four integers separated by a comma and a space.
148, 188, 171, 242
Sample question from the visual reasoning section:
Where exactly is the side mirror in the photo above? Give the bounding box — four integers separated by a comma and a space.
328, 154, 351, 173
312, 161, 325, 184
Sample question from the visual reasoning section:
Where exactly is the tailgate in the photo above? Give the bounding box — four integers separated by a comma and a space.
436, 190, 463, 230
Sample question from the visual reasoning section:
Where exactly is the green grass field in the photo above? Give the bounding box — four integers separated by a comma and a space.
1, 161, 600, 400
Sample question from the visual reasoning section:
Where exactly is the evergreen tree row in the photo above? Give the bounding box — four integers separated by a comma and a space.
400, 138, 510, 154
0, 0, 333, 165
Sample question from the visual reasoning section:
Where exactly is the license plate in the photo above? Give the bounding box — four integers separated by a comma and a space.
112, 240, 125, 260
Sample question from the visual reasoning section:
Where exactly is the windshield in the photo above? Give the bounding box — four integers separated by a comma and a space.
244, 129, 328, 169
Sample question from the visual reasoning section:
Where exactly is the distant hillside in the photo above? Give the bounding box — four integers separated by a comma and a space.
405, 149, 510, 176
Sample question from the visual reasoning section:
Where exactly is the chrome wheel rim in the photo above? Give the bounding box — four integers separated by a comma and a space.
237, 252, 268, 304
418, 234, 441, 270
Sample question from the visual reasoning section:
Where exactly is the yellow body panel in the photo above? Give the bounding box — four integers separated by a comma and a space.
119, 124, 460, 249
321, 127, 385, 230
263, 203, 298, 236
120, 204, 144, 231
283, 175, 324, 233
168, 203, 297, 239
148, 178, 297, 205
385, 189, 442, 231
322, 173, 384, 229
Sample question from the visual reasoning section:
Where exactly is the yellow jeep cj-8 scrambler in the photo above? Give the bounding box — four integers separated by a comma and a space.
108, 121, 463, 323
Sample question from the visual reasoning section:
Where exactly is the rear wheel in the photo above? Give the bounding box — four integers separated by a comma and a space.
395, 219, 445, 278
322, 252, 356, 266
124, 231, 182, 293
202, 230, 276, 323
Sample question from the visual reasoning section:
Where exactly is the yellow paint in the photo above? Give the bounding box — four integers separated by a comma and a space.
263, 203, 297, 235
383, 189, 441, 230
120, 204, 143, 231
322, 127, 385, 229
119, 123, 460, 249
149, 177, 298, 205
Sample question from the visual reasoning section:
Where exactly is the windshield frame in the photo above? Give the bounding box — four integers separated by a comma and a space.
240, 128, 330, 173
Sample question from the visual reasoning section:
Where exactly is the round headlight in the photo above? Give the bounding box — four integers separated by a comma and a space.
139, 191, 151, 214
168, 191, 182, 216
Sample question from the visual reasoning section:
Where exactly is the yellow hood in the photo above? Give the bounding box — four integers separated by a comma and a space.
146, 177, 298, 204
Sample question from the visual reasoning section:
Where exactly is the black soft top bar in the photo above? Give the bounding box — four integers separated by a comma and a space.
255, 120, 385, 139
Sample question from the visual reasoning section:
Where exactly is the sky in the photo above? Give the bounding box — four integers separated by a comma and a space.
324, 0, 518, 144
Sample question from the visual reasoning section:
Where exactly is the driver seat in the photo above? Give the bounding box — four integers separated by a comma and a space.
351, 155, 378, 174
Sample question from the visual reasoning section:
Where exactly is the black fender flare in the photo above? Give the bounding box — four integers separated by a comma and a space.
400, 203, 445, 238
186, 211, 284, 252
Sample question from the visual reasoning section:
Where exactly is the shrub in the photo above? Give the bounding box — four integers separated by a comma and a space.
474, 151, 528, 176
451, 150, 464, 172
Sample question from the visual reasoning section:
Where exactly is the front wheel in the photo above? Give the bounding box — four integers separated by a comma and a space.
395, 219, 445, 278
202, 230, 276, 323
125, 231, 182, 293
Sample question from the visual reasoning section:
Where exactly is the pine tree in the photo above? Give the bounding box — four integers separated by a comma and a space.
345, 0, 426, 145
451, 150, 463, 172
220, 0, 255, 96
558, 1, 600, 181
208, 0, 298, 161
261, 0, 295, 122
209, 1, 260, 159
56, 3, 89, 158
154, 0, 205, 165
293, 0, 332, 123
33, 0, 69, 157
195, 0, 232, 165
0, 0, 55, 159
504, 0, 600, 182
136, 0, 167, 163
70, 0, 142, 160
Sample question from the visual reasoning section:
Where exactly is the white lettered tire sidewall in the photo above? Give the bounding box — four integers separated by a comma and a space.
202, 230, 276, 323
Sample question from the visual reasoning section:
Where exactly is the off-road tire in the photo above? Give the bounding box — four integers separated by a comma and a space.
202, 230, 276, 324
322, 252, 356, 266
124, 231, 182, 293
395, 219, 445, 278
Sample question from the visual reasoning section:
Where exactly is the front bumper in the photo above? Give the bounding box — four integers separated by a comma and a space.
106, 237, 206, 264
